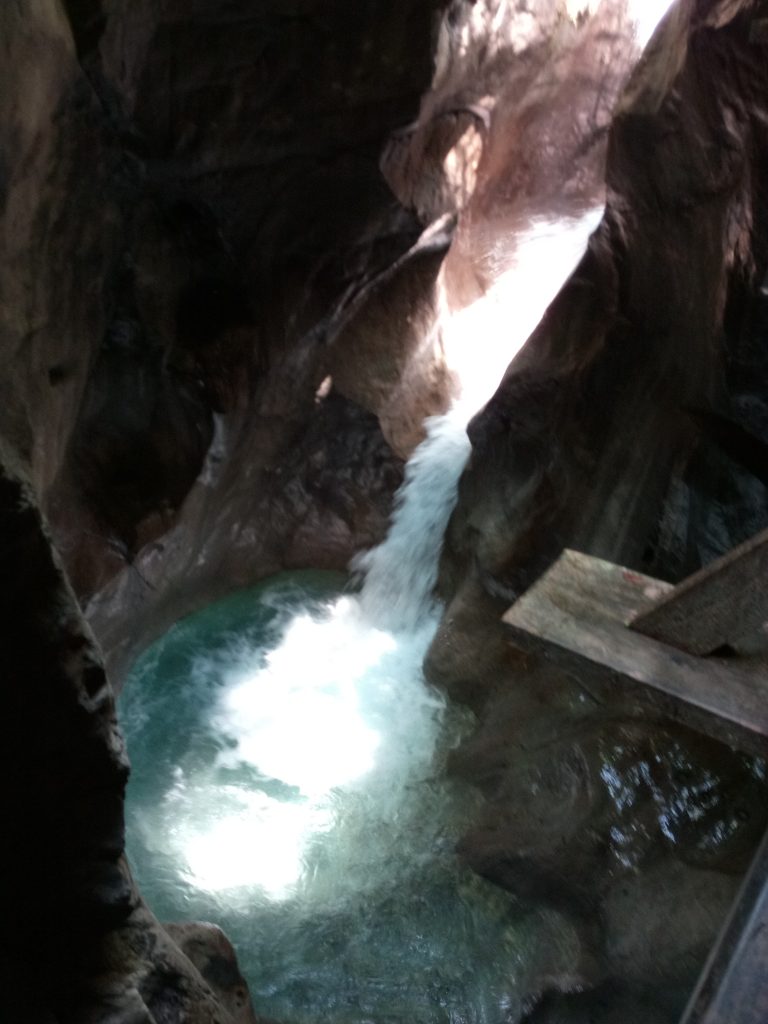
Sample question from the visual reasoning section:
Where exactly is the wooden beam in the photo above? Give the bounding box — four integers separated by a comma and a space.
502, 551, 768, 757
630, 527, 768, 656
680, 826, 768, 1024
503, 548, 673, 625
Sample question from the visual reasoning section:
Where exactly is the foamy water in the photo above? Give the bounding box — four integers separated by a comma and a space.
121, 575, 512, 1022
354, 413, 472, 631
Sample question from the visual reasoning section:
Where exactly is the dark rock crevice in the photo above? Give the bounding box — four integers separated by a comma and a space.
61, 0, 108, 63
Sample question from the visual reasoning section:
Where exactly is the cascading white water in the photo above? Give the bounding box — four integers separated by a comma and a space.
354, 413, 472, 631
355, 206, 605, 631
121, 209, 603, 1023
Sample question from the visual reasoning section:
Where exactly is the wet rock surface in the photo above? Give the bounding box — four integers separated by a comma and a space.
0, 454, 242, 1023
163, 923, 262, 1024
440, 1, 768, 598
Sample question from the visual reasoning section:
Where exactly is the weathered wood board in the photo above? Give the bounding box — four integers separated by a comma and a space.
681, 826, 768, 1024
508, 548, 674, 625
502, 549, 768, 758
630, 527, 768, 656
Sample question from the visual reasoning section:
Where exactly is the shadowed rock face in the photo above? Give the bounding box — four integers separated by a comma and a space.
428, 2, 768, 1021
163, 923, 261, 1024
0, 454, 258, 1023
0, 454, 129, 1020
2, 0, 452, 680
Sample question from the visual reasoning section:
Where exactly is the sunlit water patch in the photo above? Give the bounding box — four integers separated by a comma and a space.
442, 208, 604, 417
121, 571, 531, 1023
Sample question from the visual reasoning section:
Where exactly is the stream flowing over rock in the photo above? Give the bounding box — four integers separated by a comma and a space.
3, 0, 768, 1022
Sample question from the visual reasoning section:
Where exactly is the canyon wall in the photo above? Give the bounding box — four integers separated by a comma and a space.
4, 0, 768, 1022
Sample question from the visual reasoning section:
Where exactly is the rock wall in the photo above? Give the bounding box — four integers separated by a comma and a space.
0, 0, 643, 686
427, 1, 768, 1020
0, 451, 267, 1023
2, 0, 454, 681
439, 0, 768, 606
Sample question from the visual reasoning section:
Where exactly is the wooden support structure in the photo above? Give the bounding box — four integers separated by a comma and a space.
502, 533, 768, 1024
502, 548, 768, 758
630, 526, 768, 655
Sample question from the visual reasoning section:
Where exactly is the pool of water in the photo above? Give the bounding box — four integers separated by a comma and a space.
119, 570, 543, 1024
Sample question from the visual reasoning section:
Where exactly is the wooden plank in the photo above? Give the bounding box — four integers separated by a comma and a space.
502, 553, 768, 758
630, 527, 768, 656
680, 826, 768, 1024
516, 548, 673, 625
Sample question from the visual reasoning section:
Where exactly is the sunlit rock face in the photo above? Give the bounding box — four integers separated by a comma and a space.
378, 0, 640, 450
429, 2, 768, 1021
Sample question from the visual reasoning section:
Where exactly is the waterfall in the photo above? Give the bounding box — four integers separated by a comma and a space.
355, 410, 471, 630
357, 207, 604, 627
566, 0, 676, 49
199, 208, 602, 893
120, 208, 604, 1023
